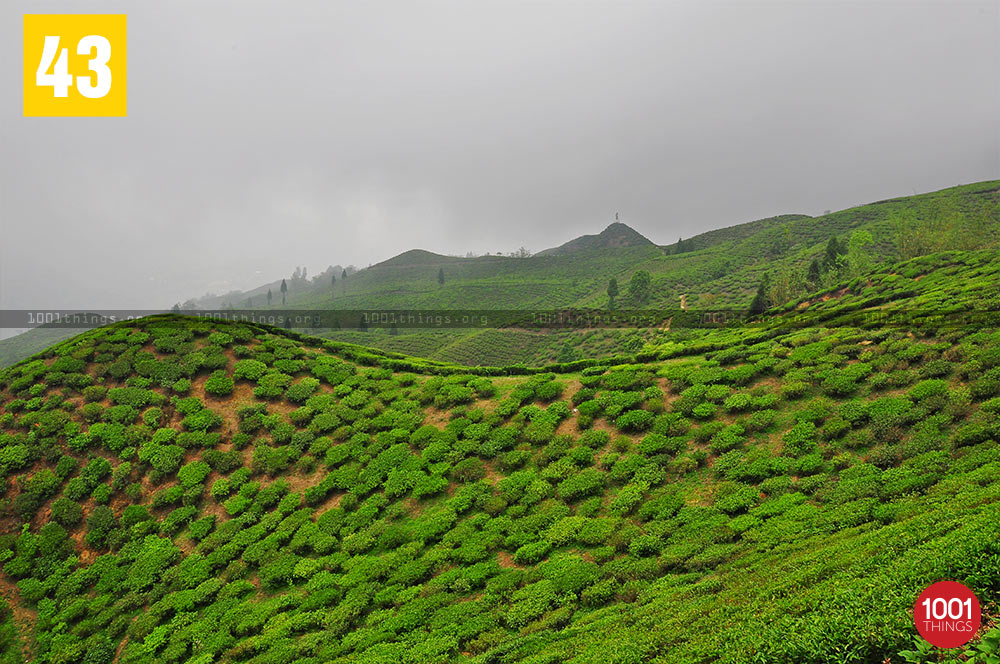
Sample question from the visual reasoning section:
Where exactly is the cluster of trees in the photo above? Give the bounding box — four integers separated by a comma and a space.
750, 231, 875, 315
451, 247, 532, 258
265, 267, 356, 306
190, 264, 361, 311
891, 195, 994, 259
670, 237, 696, 255
607, 270, 652, 309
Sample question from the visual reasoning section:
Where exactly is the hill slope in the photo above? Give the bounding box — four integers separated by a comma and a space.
0, 250, 998, 662
261, 180, 1000, 313
315, 181, 998, 361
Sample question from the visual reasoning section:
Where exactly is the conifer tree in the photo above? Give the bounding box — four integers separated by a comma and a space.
823, 236, 844, 272
748, 273, 772, 315
607, 278, 619, 309
807, 259, 821, 287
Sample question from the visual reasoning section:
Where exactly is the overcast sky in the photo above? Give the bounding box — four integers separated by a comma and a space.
2, 0, 998, 312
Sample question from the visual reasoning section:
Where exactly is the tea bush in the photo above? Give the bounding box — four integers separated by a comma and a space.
203, 370, 234, 397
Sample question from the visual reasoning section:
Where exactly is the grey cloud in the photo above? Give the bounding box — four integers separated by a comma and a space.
1, 0, 998, 310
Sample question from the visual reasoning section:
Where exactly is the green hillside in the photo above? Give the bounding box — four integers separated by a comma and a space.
313, 181, 999, 363
0, 328, 90, 372
0, 250, 998, 663
286, 179, 1000, 312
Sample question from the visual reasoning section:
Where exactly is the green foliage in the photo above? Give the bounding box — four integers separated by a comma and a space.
626, 270, 652, 306
616, 409, 654, 432
50, 497, 83, 528
203, 370, 234, 396
178, 460, 211, 488
557, 468, 606, 500
233, 359, 268, 381
783, 421, 817, 456
285, 377, 320, 403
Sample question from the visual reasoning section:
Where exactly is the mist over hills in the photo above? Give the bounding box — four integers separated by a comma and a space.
2, 1, 997, 659
197, 180, 1000, 314
0, 180, 997, 370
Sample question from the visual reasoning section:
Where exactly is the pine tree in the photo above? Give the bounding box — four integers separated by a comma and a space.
280, 279, 287, 305
823, 236, 844, 272
607, 278, 619, 310
557, 342, 579, 363
807, 259, 821, 287
748, 273, 772, 316
437, 267, 445, 286
267, 289, 272, 305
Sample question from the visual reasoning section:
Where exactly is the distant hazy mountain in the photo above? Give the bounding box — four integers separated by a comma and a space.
374, 249, 459, 267
537, 222, 655, 256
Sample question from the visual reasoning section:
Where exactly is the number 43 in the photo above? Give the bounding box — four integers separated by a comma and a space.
36, 35, 112, 98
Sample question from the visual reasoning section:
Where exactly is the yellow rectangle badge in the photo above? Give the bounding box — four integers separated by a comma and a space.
23, 14, 127, 117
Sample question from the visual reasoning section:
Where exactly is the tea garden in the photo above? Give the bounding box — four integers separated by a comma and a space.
0, 250, 998, 663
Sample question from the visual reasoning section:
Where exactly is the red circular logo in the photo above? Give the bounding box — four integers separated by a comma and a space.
914, 581, 981, 648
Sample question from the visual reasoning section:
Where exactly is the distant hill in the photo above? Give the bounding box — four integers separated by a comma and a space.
374, 249, 458, 267
537, 222, 655, 256
0, 326, 88, 369
174, 180, 1000, 316
0, 181, 996, 368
